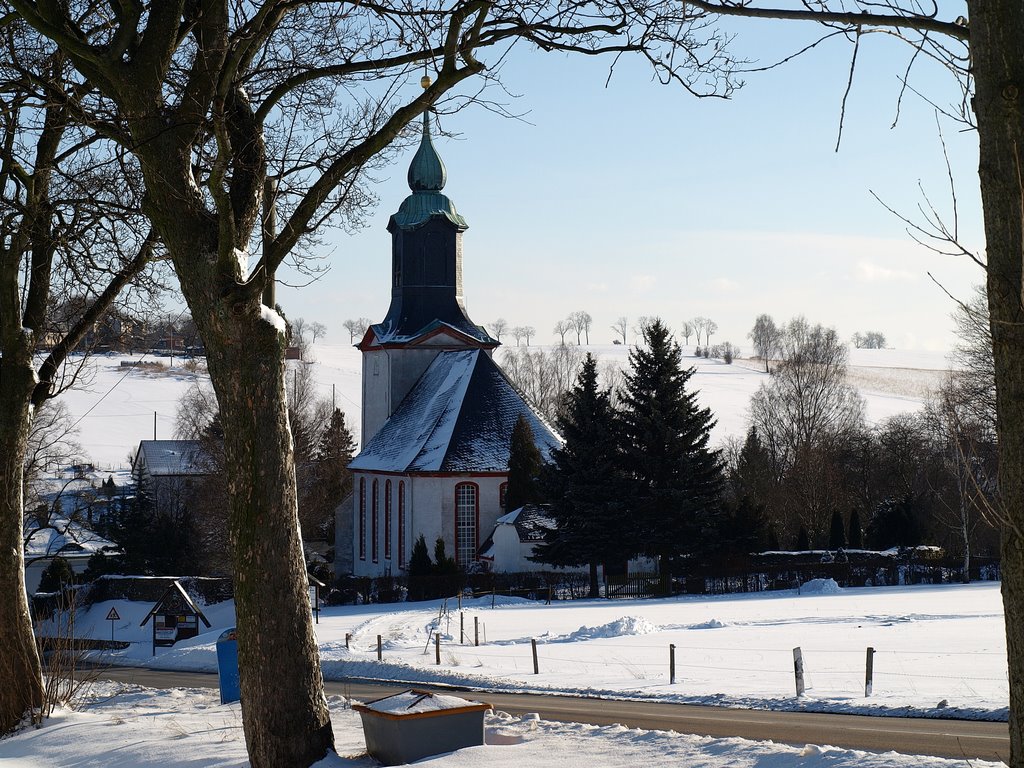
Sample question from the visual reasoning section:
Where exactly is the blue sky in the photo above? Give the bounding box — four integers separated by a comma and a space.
278, 16, 983, 353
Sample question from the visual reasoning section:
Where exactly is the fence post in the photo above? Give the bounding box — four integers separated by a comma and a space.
377, 635, 382, 661
460, 611, 465, 644
345, 633, 351, 650
435, 633, 441, 665
531, 638, 539, 675
474, 616, 480, 647
792, 647, 805, 697
865, 646, 875, 697
670, 644, 676, 685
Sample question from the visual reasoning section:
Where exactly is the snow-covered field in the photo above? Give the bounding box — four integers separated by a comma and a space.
53, 580, 1007, 721
60, 343, 950, 470
9, 581, 1008, 767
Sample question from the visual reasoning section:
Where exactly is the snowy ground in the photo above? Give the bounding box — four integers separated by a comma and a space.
48, 580, 1008, 722
10, 580, 1009, 767
60, 343, 950, 470
0, 681, 1005, 768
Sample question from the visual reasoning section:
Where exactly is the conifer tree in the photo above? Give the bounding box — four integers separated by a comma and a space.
533, 354, 625, 596
406, 535, 433, 602
505, 415, 544, 512
618, 319, 723, 574
828, 509, 846, 549
848, 508, 864, 549
795, 525, 811, 551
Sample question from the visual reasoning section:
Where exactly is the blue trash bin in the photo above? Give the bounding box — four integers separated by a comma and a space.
216, 628, 240, 704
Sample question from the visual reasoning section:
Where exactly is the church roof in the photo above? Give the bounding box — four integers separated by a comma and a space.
367, 318, 495, 348
350, 350, 561, 473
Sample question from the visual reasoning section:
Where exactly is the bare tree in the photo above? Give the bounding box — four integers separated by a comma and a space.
342, 319, 360, 343
705, 319, 719, 346
691, 316, 708, 345
310, 322, 327, 346
523, 326, 536, 346
852, 331, 886, 349
489, 318, 509, 342
10, 2, 737, 761
950, 285, 995, 434
569, 310, 593, 344
749, 313, 782, 373
510, 326, 526, 346
749, 317, 866, 471
612, 316, 629, 344
633, 316, 653, 340
553, 319, 572, 345
680, 320, 695, 346
501, 344, 586, 421
0, 22, 159, 734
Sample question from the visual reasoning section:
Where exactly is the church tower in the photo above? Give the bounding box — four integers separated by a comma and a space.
358, 108, 497, 446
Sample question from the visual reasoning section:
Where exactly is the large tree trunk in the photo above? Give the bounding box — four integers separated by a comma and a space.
200, 298, 334, 767
0, 342, 45, 733
969, 1, 1024, 763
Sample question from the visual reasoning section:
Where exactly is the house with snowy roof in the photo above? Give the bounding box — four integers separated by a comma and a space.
338, 107, 561, 578
132, 439, 214, 521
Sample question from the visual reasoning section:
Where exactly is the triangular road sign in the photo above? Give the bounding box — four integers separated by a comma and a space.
106, 607, 121, 621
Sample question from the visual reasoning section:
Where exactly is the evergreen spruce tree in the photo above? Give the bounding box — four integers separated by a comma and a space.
618, 319, 724, 574
532, 354, 625, 597
848, 508, 864, 549
795, 525, 811, 551
505, 414, 543, 512
406, 535, 433, 602
828, 509, 847, 549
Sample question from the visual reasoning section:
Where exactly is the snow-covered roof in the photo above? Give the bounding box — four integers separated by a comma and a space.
135, 440, 213, 477
479, 504, 555, 558
24, 514, 118, 561
367, 318, 495, 348
350, 350, 561, 473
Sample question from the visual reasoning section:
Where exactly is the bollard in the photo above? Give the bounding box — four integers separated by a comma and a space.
377, 634, 382, 661
670, 643, 676, 685
436, 632, 441, 665
531, 638, 539, 675
345, 632, 351, 650
474, 616, 479, 647
792, 647, 805, 697
460, 611, 464, 644
865, 646, 875, 697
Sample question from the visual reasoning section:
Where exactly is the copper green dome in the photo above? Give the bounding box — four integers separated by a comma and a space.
408, 111, 445, 192
391, 111, 467, 231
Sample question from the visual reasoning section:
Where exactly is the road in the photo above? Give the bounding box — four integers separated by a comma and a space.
97, 667, 1009, 763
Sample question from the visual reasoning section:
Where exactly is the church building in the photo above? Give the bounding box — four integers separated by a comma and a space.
340, 108, 561, 578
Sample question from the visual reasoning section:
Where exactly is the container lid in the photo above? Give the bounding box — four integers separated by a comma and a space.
353, 689, 491, 720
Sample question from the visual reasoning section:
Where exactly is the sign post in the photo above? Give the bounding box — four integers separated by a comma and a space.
106, 606, 120, 642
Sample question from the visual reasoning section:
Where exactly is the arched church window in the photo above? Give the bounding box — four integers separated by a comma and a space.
384, 480, 392, 560
371, 479, 379, 563
398, 481, 406, 567
358, 478, 366, 561
499, 482, 509, 512
454, 482, 478, 568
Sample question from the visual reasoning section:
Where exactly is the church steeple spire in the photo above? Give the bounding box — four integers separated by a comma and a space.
407, 111, 446, 193
371, 94, 492, 348
390, 107, 467, 231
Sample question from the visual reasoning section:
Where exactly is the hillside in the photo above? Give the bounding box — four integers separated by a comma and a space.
57, 343, 952, 471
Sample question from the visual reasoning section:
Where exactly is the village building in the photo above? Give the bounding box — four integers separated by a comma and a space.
132, 439, 213, 520
337, 110, 560, 577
